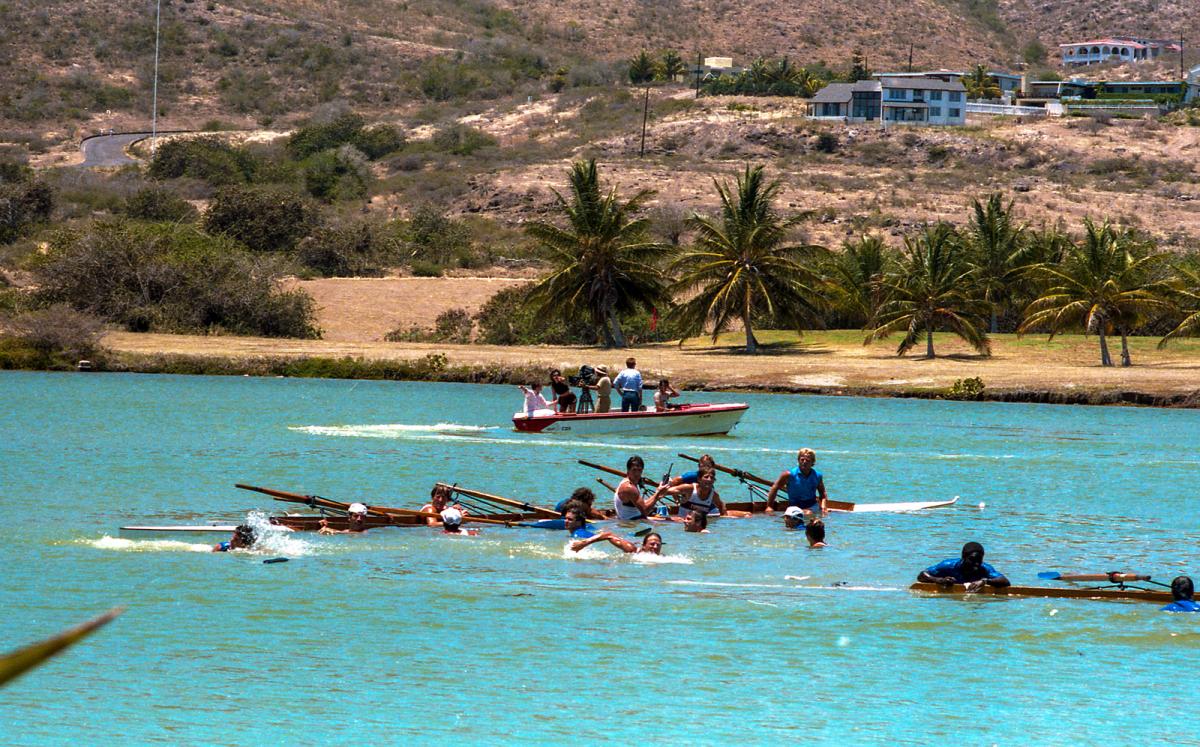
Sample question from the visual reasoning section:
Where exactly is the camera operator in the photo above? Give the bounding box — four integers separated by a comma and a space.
586, 365, 613, 413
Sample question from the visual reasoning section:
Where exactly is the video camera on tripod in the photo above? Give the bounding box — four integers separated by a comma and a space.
569, 365, 596, 413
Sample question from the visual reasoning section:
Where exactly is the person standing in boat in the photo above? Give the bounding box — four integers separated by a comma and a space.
765, 448, 828, 519
319, 503, 369, 534
585, 365, 613, 413
421, 485, 469, 527
213, 524, 256, 552
518, 383, 552, 416
548, 369, 577, 413
653, 378, 681, 411
613, 455, 661, 520
1162, 576, 1200, 612
571, 529, 663, 555
613, 357, 643, 412
918, 542, 1010, 591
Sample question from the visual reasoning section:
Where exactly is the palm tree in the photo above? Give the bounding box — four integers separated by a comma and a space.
669, 165, 826, 353
1159, 262, 1200, 348
525, 160, 671, 348
659, 50, 686, 82
824, 234, 893, 328
1019, 220, 1171, 366
868, 224, 991, 358
964, 193, 1026, 333
962, 64, 1001, 100
628, 51, 655, 85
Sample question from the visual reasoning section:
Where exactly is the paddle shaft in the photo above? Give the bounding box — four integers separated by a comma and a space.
577, 459, 658, 491
437, 483, 558, 519
1047, 572, 1152, 583
237, 483, 395, 519
268, 497, 513, 526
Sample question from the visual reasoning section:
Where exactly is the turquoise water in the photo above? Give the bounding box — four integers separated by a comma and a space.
2, 370, 1198, 745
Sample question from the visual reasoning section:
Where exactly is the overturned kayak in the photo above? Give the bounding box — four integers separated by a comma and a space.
513, 402, 749, 437
910, 582, 1171, 604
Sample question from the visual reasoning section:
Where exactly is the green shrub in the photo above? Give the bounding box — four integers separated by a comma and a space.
431, 124, 497, 156
0, 174, 54, 244
203, 184, 322, 252
124, 187, 198, 222
295, 222, 387, 277
33, 219, 320, 338
147, 136, 258, 185
353, 124, 405, 159
407, 204, 473, 265
410, 259, 444, 277
302, 146, 372, 201
287, 111, 366, 159
815, 132, 839, 153
432, 308, 473, 342
946, 376, 985, 401
0, 304, 105, 368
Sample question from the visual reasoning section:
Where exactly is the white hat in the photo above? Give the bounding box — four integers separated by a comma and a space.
441, 508, 463, 527
348, 503, 368, 515
783, 506, 805, 520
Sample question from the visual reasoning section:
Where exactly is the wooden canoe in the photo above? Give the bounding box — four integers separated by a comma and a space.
909, 582, 1172, 604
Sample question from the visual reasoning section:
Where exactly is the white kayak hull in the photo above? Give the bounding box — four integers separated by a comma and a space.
832, 496, 959, 513
513, 402, 748, 437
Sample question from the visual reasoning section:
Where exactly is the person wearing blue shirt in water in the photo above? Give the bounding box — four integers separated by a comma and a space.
554, 487, 609, 520
1163, 576, 1200, 612
562, 505, 595, 540
765, 448, 828, 518
212, 525, 255, 552
670, 454, 715, 487
918, 542, 1010, 591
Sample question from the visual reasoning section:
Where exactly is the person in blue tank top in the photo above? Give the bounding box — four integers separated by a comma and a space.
918, 542, 1010, 591
554, 487, 609, 520
1163, 576, 1200, 612
670, 454, 714, 487
765, 448, 828, 518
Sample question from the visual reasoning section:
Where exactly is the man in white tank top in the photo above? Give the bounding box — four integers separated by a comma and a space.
613, 455, 661, 520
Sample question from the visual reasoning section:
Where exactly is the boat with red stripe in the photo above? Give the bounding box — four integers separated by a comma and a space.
512, 402, 749, 437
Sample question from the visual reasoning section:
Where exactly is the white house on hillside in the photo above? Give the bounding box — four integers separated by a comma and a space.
807, 75, 966, 125
1060, 37, 1182, 66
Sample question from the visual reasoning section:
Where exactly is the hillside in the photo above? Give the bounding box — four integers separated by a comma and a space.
2, 0, 1197, 146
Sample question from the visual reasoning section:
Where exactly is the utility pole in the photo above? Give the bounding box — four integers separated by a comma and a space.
908, 44, 913, 73
694, 51, 703, 98
639, 85, 650, 157
1181, 34, 1185, 81
151, 0, 162, 153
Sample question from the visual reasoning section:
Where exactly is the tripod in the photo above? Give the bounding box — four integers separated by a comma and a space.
577, 384, 594, 414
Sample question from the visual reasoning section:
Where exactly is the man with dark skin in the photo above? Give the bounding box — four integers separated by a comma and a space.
918, 542, 1010, 592
1162, 576, 1200, 612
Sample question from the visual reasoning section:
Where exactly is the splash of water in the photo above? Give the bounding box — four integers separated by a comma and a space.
86, 536, 212, 553
244, 510, 315, 557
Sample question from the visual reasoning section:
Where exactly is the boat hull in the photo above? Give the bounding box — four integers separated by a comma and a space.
721, 496, 958, 514
513, 403, 748, 437
910, 582, 1171, 604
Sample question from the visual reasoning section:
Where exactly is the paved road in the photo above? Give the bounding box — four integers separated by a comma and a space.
80, 133, 148, 167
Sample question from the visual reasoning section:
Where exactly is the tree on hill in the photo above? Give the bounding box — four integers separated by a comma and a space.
629, 51, 655, 85
669, 165, 827, 354
659, 50, 686, 82
524, 160, 670, 348
868, 224, 991, 358
848, 50, 872, 82
962, 64, 1001, 100
1020, 220, 1171, 367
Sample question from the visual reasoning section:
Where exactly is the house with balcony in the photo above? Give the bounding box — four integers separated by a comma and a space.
806, 75, 966, 125
1060, 37, 1182, 67
873, 70, 1021, 97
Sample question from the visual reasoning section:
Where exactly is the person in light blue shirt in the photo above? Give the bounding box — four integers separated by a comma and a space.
1163, 576, 1200, 612
765, 448, 828, 517
918, 542, 1010, 591
612, 357, 643, 412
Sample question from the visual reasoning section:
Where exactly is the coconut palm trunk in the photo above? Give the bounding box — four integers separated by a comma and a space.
1098, 327, 1112, 367
605, 290, 626, 348
1119, 328, 1132, 367
743, 293, 758, 353
926, 324, 935, 358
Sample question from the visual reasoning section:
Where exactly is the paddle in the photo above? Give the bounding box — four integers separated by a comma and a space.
1037, 571, 1153, 583
437, 484, 559, 519
596, 477, 618, 493
577, 459, 657, 492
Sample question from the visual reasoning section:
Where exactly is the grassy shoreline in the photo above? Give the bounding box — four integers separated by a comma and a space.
6, 328, 1200, 409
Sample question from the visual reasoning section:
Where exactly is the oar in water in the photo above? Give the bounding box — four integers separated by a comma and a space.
596, 477, 617, 493
437, 483, 559, 519
1037, 571, 1155, 583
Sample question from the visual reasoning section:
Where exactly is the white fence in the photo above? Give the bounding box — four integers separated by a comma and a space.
966, 101, 1048, 117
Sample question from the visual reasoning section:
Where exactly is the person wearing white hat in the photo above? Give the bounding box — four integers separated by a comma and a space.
318, 502, 369, 534
783, 506, 827, 547
439, 508, 478, 536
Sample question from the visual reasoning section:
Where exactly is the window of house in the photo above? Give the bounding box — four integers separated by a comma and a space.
929, 90, 943, 101
886, 88, 906, 100
949, 108, 961, 118
949, 91, 962, 102
930, 106, 942, 117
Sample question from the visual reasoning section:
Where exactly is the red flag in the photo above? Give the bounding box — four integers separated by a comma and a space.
650, 307, 658, 332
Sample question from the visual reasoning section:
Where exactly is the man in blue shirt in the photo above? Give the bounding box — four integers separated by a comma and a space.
612, 357, 643, 412
1163, 576, 1200, 612
918, 542, 1010, 591
765, 448, 828, 518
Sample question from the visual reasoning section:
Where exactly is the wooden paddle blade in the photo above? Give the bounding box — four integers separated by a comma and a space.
0, 607, 123, 687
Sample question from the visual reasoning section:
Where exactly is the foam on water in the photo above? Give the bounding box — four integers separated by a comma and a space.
244, 510, 317, 557
85, 536, 213, 553
292, 422, 497, 437
561, 543, 692, 564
